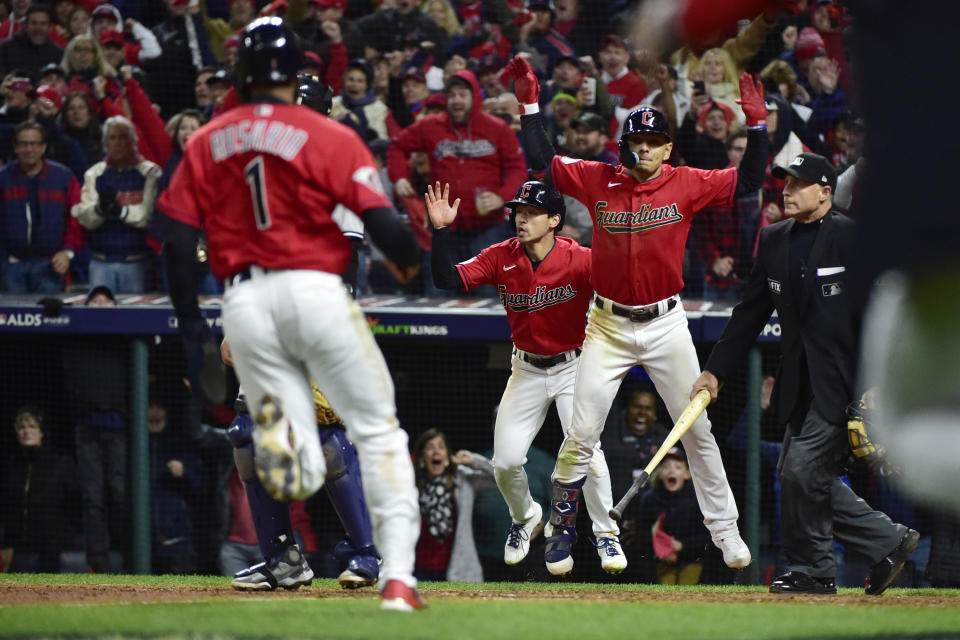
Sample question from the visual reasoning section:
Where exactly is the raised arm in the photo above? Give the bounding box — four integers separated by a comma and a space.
734, 72, 769, 197
425, 182, 467, 291
507, 56, 558, 183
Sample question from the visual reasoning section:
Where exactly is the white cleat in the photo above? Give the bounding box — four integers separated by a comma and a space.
253, 397, 305, 501
504, 502, 543, 565
718, 534, 752, 569
596, 535, 628, 574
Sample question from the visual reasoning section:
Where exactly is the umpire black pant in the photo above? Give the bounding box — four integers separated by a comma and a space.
777, 407, 905, 579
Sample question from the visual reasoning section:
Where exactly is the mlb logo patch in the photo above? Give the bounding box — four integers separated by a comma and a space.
822, 282, 843, 297
768, 278, 782, 294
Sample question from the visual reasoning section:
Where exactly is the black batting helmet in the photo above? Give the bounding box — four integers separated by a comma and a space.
235, 17, 302, 101
505, 180, 566, 232
618, 106, 671, 168
296, 73, 334, 115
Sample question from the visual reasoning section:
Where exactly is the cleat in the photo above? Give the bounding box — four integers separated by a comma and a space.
380, 579, 426, 611
504, 502, 543, 565
253, 397, 304, 501
334, 540, 380, 589
544, 523, 576, 576
595, 535, 627, 574
718, 533, 751, 569
866, 528, 920, 595
232, 544, 314, 591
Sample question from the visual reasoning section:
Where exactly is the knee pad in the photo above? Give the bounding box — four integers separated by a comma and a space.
321, 426, 353, 481
227, 411, 254, 449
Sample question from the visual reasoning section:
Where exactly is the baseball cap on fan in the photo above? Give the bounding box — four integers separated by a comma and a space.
772, 152, 837, 191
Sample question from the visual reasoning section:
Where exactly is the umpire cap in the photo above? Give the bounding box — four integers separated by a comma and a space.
296, 73, 334, 115
235, 17, 302, 101
505, 180, 566, 232
618, 106, 671, 168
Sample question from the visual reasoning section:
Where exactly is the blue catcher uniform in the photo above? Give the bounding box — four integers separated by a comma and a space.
228, 384, 380, 590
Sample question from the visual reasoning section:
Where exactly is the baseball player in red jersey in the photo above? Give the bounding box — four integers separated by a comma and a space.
157, 18, 425, 612
505, 55, 769, 576
426, 180, 626, 574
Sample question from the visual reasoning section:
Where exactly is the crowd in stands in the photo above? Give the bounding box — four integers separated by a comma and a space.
0, 0, 867, 300
8, 0, 952, 588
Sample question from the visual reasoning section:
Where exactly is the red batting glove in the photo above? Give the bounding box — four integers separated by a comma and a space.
507, 56, 540, 115
737, 72, 767, 127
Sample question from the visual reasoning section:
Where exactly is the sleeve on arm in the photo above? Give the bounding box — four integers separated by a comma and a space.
430, 226, 467, 291
704, 232, 776, 379
734, 127, 768, 197
453, 244, 498, 291
519, 113, 556, 175
72, 167, 106, 230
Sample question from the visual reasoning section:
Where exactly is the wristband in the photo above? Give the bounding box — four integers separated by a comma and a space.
519, 103, 539, 115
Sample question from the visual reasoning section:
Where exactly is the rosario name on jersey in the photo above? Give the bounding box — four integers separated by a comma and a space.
456, 236, 592, 355
550, 156, 737, 306
157, 102, 391, 281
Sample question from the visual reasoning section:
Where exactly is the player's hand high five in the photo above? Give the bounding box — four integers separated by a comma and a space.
737, 72, 767, 127
425, 181, 461, 229
506, 55, 540, 113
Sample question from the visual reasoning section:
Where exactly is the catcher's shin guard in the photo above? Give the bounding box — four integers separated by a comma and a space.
229, 411, 297, 562
545, 478, 585, 576
321, 426, 380, 587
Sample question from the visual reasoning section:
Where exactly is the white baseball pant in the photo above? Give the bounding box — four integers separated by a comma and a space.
222, 268, 420, 588
553, 297, 741, 544
494, 349, 618, 537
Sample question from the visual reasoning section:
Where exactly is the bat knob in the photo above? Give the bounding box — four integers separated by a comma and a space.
609, 509, 622, 521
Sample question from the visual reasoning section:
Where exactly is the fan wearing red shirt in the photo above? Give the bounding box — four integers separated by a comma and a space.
598, 35, 647, 109
157, 18, 424, 612
506, 55, 769, 576
426, 179, 626, 575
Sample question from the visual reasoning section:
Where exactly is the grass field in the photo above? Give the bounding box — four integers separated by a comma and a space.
2, 573, 959, 640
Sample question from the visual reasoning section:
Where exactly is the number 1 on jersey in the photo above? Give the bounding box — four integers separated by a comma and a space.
245, 156, 271, 230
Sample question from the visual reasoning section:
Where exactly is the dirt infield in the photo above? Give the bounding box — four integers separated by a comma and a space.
3, 582, 959, 608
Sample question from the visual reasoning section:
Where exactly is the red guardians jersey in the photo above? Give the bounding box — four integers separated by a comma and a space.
551, 156, 736, 306
456, 236, 592, 355
158, 102, 391, 281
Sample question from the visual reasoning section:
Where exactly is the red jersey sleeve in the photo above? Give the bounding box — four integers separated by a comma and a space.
332, 136, 393, 215
156, 150, 203, 229
550, 155, 609, 205
455, 245, 499, 290
683, 166, 738, 213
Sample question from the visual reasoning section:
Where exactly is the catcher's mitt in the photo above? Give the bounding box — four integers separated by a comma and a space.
847, 397, 897, 476
311, 382, 343, 426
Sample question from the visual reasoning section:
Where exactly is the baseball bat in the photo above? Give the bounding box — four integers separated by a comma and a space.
609, 389, 713, 520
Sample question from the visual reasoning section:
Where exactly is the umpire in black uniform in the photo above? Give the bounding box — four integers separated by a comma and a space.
690, 153, 919, 595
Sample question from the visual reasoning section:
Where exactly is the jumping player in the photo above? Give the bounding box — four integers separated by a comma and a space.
505, 55, 767, 576
158, 18, 424, 611
426, 180, 626, 575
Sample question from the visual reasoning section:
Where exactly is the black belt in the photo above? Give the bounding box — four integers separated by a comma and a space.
517, 347, 581, 369
224, 267, 271, 287
91, 252, 150, 262
596, 296, 677, 322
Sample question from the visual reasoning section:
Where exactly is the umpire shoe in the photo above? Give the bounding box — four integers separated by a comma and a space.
769, 571, 837, 595
866, 528, 921, 595
595, 535, 628, 574
380, 580, 427, 612
544, 523, 577, 576
253, 397, 304, 501
718, 534, 752, 569
504, 502, 543, 565
232, 544, 314, 591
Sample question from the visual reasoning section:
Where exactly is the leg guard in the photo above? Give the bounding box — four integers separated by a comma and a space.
321, 425, 380, 587
544, 478, 585, 576
229, 411, 296, 563
320, 426, 375, 551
